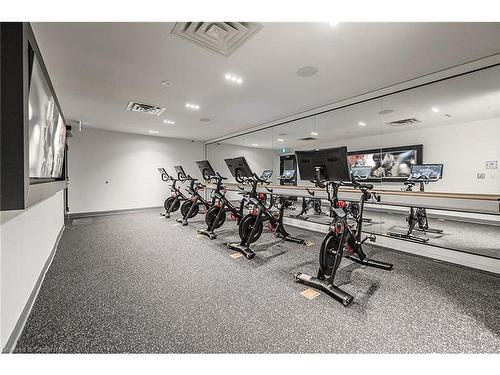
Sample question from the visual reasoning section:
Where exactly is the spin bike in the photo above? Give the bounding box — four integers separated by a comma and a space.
388, 164, 444, 243
294, 187, 325, 219
294, 147, 393, 306
226, 157, 305, 259
158, 167, 189, 218
176, 174, 213, 226
197, 159, 245, 240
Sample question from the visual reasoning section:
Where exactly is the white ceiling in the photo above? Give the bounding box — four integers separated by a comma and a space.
226, 64, 500, 150
31, 22, 500, 141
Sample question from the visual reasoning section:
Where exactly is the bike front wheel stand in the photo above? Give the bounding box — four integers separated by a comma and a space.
346, 255, 393, 270
197, 229, 217, 240
227, 242, 255, 259
294, 272, 354, 306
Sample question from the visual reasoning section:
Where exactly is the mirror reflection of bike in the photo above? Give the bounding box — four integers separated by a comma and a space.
388, 164, 444, 243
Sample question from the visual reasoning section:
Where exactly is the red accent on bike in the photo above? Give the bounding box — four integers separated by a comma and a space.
230, 213, 238, 221
258, 192, 267, 202
346, 243, 355, 255
268, 221, 277, 232
338, 200, 346, 208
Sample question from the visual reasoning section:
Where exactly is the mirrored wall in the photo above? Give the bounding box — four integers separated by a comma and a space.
206, 65, 500, 259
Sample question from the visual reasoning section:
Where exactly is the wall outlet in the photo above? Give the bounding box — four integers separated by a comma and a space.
486, 160, 498, 169
476, 173, 485, 179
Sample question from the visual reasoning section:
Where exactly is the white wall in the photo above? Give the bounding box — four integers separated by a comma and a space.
0, 191, 64, 349
68, 128, 205, 214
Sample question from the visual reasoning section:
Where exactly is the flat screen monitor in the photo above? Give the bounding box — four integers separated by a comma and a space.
28, 52, 66, 180
351, 166, 372, 180
409, 164, 443, 181
296, 146, 350, 182
196, 160, 216, 180
174, 165, 187, 180
224, 157, 253, 180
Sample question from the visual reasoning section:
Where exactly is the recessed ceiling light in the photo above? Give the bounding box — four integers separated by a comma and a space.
277, 138, 284, 142
163, 119, 175, 125
431, 107, 440, 113
186, 103, 200, 110
160, 80, 174, 87
252, 143, 259, 147
148, 130, 159, 134
311, 131, 318, 136
297, 66, 319, 78
225, 73, 243, 84
358, 121, 367, 126
200, 118, 211, 122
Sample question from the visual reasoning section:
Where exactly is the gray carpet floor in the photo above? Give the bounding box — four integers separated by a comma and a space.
14, 210, 500, 353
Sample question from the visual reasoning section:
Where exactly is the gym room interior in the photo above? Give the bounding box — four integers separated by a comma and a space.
1, 1, 499, 371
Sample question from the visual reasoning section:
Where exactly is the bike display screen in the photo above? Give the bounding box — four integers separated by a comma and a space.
351, 166, 372, 180
260, 170, 273, 180
409, 164, 443, 181
282, 169, 295, 179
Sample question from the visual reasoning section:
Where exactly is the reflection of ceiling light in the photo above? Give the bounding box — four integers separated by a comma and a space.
161, 80, 174, 87
431, 107, 440, 113
329, 22, 339, 27
277, 138, 284, 142
148, 130, 159, 134
358, 121, 367, 126
252, 143, 259, 147
379, 109, 394, 115
315, 148, 320, 151
311, 131, 318, 136
186, 103, 200, 110
225, 73, 243, 84
297, 66, 319, 78
163, 119, 175, 125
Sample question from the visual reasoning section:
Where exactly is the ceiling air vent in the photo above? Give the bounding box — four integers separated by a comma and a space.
171, 22, 263, 57
126, 101, 166, 116
386, 118, 421, 127
297, 136, 318, 141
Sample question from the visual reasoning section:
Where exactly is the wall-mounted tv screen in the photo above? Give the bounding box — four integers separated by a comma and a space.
347, 145, 423, 182
28, 51, 66, 180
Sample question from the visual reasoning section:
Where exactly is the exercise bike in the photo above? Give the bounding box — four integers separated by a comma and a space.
345, 166, 374, 224
176, 173, 213, 226
197, 160, 250, 240
293, 147, 393, 306
388, 164, 444, 243
158, 167, 189, 218
226, 157, 305, 259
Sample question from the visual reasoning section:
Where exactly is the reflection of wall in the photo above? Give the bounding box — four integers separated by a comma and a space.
1, 191, 64, 349
342, 118, 499, 193
287, 118, 499, 194
207, 143, 278, 200
69, 128, 204, 214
